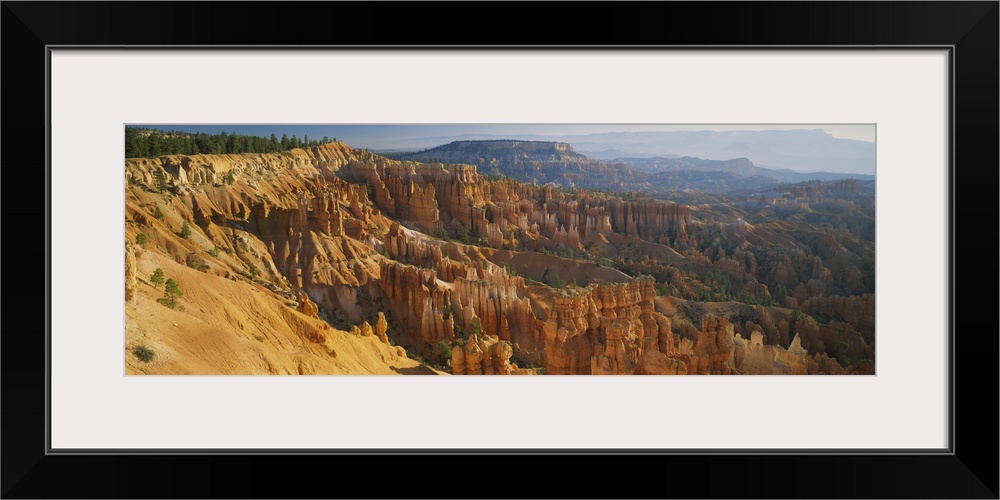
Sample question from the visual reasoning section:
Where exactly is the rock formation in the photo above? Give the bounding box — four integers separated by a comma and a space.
125, 240, 137, 303
538, 277, 678, 375
633, 349, 688, 375
125, 139, 875, 376
375, 312, 389, 344
689, 316, 735, 375
296, 292, 319, 319
451, 334, 527, 375
800, 294, 875, 340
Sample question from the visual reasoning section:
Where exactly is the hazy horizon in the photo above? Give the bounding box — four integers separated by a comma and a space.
129, 124, 876, 174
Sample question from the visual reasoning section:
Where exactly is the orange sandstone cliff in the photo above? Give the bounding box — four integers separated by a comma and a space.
125, 142, 874, 375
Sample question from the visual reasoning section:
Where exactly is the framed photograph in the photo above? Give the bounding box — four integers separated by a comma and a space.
3, 2, 995, 498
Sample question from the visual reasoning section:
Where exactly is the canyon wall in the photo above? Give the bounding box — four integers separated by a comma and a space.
126, 141, 872, 375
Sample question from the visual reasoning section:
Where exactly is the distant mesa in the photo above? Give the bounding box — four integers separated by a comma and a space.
397, 140, 871, 195
399, 140, 586, 163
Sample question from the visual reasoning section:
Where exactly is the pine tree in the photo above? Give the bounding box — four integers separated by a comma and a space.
150, 268, 165, 288
163, 278, 183, 307
196, 133, 212, 154
147, 133, 162, 156
125, 127, 141, 158
180, 220, 192, 239
135, 233, 147, 247
153, 168, 169, 192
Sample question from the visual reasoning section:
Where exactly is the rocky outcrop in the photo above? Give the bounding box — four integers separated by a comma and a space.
125, 142, 361, 192
690, 316, 736, 375
349, 321, 375, 338
396, 140, 651, 191
590, 320, 637, 375
633, 349, 688, 375
743, 331, 849, 375
426, 164, 490, 236
793, 318, 874, 367
451, 334, 523, 375
375, 249, 536, 362
383, 222, 443, 268
296, 292, 319, 319
497, 191, 691, 251
450, 262, 533, 342
339, 159, 443, 233
800, 294, 875, 340
125, 240, 137, 303
377, 260, 454, 347
296, 191, 344, 237
733, 330, 810, 375
604, 198, 691, 244
486, 222, 504, 249
375, 312, 389, 344
541, 277, 676, 375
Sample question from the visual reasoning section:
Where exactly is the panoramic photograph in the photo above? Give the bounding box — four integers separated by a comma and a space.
124, 124, 875, 375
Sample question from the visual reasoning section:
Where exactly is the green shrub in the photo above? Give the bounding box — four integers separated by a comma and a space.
771, 284, 788, 303
153, 205, 164, 220
789, 309, 817, 328
549, 274, 567, 288
833, 341, 852, 367
678, 302, 708, 325
456, 225, 470, 244
735, 290, 760, 305
434, 340, 453, 366
208, 247, 220, 258
133, 345, 155, 363
135, 233, 147, 247
180, 221, 192, 239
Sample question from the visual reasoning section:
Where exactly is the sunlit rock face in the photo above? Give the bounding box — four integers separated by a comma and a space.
126, 139, 874, 376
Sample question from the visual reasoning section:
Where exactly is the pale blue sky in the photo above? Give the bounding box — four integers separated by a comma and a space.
132, 124, 874, 146
130, 124, 876, 173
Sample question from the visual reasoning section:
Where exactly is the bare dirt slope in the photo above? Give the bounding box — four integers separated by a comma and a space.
126, 249, 434, 375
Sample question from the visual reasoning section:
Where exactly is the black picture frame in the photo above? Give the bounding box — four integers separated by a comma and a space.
3, 2, 996, 498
